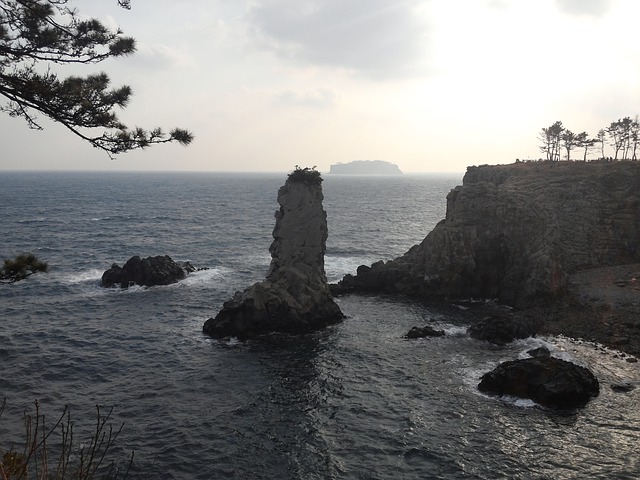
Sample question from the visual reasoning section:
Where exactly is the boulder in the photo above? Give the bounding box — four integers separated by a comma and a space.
527, 346, 551, 358
406, 325, 445, 339
101, 255, 187, 288
468, 313, 543, 346
203, 168, 344, 339
478, 357, 600, 409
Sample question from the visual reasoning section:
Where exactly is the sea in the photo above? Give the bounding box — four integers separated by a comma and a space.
0, 171, 638, 479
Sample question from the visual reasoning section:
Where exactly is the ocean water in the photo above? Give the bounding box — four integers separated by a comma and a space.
0, 171, 638, 479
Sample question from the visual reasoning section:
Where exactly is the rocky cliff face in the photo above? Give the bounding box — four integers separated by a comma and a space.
334, 161, 640, 308
203, 170, 344, 339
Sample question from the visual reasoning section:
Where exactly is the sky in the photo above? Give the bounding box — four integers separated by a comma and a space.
2, 0, 640, 173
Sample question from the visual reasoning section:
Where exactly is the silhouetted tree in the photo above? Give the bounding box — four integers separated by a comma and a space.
607, 117, 634, 160
630, 116, 640, 160
0, 0, 193, 156
539, 121, 564, 161
575, 131, 595, 162
0, 253, 48, 284
561, 129, 578, 161
596, 129, 606, 159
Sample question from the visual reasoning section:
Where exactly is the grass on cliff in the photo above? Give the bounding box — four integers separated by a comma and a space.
0, 400, 132, 480
287, 165, 323, 185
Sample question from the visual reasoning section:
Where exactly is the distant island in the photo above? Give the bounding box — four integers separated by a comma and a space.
328, 160, 402, 175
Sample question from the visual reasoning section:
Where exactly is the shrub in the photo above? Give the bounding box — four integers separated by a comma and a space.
287, 165, 323, 185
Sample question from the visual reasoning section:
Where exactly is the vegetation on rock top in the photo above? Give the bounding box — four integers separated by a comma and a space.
287, 165, 323, 185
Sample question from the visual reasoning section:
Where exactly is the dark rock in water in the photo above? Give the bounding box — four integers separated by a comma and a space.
203, 168, 344, 340
406, 325, 445, 339
468, 313, 542, 346
527, 346, 551, 358
178, 261, 196, 273
611, 382, 635, 393
478, 357, 600, 409
101, 255, 187, 288
101, 263, 124, 288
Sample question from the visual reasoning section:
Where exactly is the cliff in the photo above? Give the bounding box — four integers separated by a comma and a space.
203, 168, 344, 339
328, 160, 402, 175
334, 161, 640, 308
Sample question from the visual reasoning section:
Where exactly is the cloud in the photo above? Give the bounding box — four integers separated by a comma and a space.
555, 0, 612, 16
272, 88, 339, 108
246, 0, 430, 79
127, 43, 198, 71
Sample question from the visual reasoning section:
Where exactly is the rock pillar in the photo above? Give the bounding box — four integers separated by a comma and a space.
203, 168, 344, 339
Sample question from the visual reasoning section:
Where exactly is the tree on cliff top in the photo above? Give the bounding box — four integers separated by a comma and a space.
539, 121, 563, 161
0, 0, 193, 156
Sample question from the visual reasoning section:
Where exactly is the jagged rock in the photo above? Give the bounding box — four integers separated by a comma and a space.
334, 161, 640, 308
478, 357, 600, 409
101, 255, 187, 288
203, 168, 344, 339
468, 313, 543, 345
178, 261, 196, 273
406, 325, 445, 339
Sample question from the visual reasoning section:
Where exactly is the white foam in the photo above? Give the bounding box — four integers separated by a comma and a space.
181, 267, 230, 286
324, 255, 372, 282
51, 268, 102, 286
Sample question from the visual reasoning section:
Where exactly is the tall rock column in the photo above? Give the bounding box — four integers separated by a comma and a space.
203, 168, 344, 339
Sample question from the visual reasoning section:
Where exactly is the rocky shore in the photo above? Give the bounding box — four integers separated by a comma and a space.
333, 161, 640, 356
541, 263, 640, 356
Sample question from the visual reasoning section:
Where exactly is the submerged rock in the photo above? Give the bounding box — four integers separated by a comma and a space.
527, 346, 551, 358
468, 313, 543, 346
101, 255, 187, 288
406, 325, 445, 339
203, 167, 344, 339
478, 357, 600, 409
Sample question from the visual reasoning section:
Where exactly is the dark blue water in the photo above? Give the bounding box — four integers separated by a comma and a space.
0, 172, 638, 479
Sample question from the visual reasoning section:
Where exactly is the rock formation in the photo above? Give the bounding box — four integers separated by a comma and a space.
478, 356, 600, 409
101, 255, 189, 288
334, 161, 640, 308
468, 312, 543, 345
203, 168, 344, 339
406, 325, 445, 339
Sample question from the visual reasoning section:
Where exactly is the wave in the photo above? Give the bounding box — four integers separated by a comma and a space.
325, 254, 371, 282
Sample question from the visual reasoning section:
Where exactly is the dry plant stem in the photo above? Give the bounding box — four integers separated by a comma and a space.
0, 399, 132, 480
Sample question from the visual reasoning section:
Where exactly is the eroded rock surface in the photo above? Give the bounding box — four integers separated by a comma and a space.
334, 161, 640, 308
101, 255, 187, 288
203, 170, 344, 339
478, 356, 600, 409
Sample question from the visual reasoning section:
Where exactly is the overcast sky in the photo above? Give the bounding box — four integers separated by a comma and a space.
2, 0, 639, 173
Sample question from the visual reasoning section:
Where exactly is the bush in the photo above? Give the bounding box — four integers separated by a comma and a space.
0, 254, 48, 284
0, 400, 133, 480
287, 165, 323, 185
